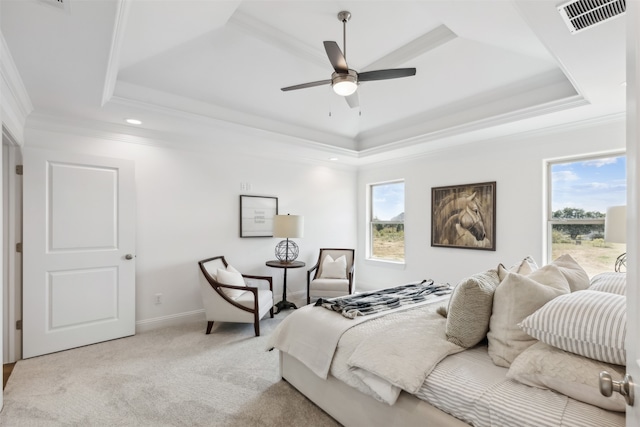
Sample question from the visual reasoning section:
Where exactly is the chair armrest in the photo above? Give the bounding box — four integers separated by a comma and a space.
242, 274, 273, 291
209, 282, 258, 313
307, 262, 320, 283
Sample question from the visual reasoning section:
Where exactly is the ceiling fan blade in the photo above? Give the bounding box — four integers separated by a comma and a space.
323, 41, 348, 73
358, 68, 416, 82
281, 79, 332, 91
345, 92, 359, 109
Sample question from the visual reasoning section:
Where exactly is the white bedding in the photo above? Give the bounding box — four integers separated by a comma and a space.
266, 294, 450, 379
344, 303, 464, 404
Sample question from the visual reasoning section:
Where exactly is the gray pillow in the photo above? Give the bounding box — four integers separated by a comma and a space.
446, 268, 500, 347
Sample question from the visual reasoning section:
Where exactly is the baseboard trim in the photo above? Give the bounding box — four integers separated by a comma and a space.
136, 309, 205, 333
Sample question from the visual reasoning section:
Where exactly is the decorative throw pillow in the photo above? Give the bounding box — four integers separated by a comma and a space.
445, 268, 500, 347
507, 341, 626, 412
549, 254, 590, 292
497, 256, 538, 280
216, 266, 246, 298
487, 264, 570, 367
519, 290, 626, 366
589, 272, 626, 296
320, 255, 347, 279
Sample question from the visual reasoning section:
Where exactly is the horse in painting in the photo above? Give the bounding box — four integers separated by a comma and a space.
434, 192, 490, 247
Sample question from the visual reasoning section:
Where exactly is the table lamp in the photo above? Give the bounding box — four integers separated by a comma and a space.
273, 214, 304, 263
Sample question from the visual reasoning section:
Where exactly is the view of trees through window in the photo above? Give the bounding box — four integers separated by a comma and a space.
370, 181, 405, 261
549, 155, 626, 277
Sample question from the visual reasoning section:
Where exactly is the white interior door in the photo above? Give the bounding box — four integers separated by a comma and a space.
628, 2, 639, 424
22, 147, 136, 358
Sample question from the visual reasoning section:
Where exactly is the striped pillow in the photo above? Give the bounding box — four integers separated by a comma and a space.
589, 272, 626, 296
519, 290, 626, 365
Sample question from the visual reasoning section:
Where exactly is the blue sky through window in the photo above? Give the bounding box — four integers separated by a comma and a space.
372, 182, 404, 221
552, 155, 626, 213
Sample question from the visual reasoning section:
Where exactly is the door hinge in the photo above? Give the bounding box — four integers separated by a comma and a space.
16, 242, 22, 253
16, 165, 23, 175
16, 320, 22, 330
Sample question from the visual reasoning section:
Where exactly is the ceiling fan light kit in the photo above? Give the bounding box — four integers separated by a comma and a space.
281, 10, 416, 108
332, 70, 358, 96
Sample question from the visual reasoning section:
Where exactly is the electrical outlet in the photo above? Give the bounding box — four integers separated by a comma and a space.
155, 293, 163, 305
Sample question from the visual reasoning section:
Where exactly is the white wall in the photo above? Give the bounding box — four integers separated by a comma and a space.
355, 118, 626, 291
23, 125, 357, 329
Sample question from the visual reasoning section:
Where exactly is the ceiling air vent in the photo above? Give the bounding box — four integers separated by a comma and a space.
558, 0, 625, 34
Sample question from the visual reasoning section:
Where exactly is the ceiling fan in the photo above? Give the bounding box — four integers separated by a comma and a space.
281, 11, 417, 108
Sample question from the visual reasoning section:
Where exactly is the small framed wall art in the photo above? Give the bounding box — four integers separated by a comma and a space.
240, 195, 278, 238
431, 181, 496, 250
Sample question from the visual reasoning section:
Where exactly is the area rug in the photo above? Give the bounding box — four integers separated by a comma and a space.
0, 315, 339, 426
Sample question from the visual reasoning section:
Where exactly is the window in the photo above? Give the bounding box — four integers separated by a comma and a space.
548, 154, 626, 277
369, 181, 405, 262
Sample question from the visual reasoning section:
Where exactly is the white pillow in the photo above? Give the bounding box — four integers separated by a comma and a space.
549, 254, 590, 292
498, 256, 538, 280
519, 290, 626, 366
507, 341, 626, 412
216, 266, 246, 298
487, 264, 570, 367
589, 272, 626, 296
320, 255, 347, 279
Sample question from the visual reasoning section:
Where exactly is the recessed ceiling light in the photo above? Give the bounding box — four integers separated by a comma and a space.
125, 118, 142, 125
329, 157, 339, 161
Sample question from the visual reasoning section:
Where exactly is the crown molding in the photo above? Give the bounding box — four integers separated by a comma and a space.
112, 81, 357, 150
363, 25, 457, 71
101, 0, 131, 106
357, 111, 625, 169
1, 31, 34, 145
357, 69, 582, 151
25, 111, 360, 170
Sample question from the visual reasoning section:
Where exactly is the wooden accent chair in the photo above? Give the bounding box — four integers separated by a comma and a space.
198, 256, 273, 336
307, 248, 355, 304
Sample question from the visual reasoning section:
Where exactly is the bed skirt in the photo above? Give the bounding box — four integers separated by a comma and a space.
280, 352, 469, 427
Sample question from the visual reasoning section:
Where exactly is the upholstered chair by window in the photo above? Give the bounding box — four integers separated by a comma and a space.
198, 256, 273, 336
307, 248, 355, 304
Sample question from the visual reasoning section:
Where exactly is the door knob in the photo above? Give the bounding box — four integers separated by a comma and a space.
125, 254, 134, 260
599, 371, 634, 406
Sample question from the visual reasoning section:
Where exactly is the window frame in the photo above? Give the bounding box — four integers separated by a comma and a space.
368, 179, 405, 263
545, 152, 625, 264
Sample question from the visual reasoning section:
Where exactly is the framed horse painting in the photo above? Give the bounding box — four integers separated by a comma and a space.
431, 181, 496, 251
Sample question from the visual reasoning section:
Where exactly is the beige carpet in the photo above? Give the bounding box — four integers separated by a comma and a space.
0, 313, 340, 426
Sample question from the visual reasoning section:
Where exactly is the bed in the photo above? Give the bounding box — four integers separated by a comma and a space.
267, 255, 628, 426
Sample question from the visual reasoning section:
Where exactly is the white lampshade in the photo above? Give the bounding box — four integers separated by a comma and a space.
605, 205, 626, 244
273, 215, 304, 238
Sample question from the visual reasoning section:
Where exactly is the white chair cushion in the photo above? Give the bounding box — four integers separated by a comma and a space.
310, 278, 349, 292
217, 266, 246, 298
235, 289, 273, 314
320, 255, 347, 279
